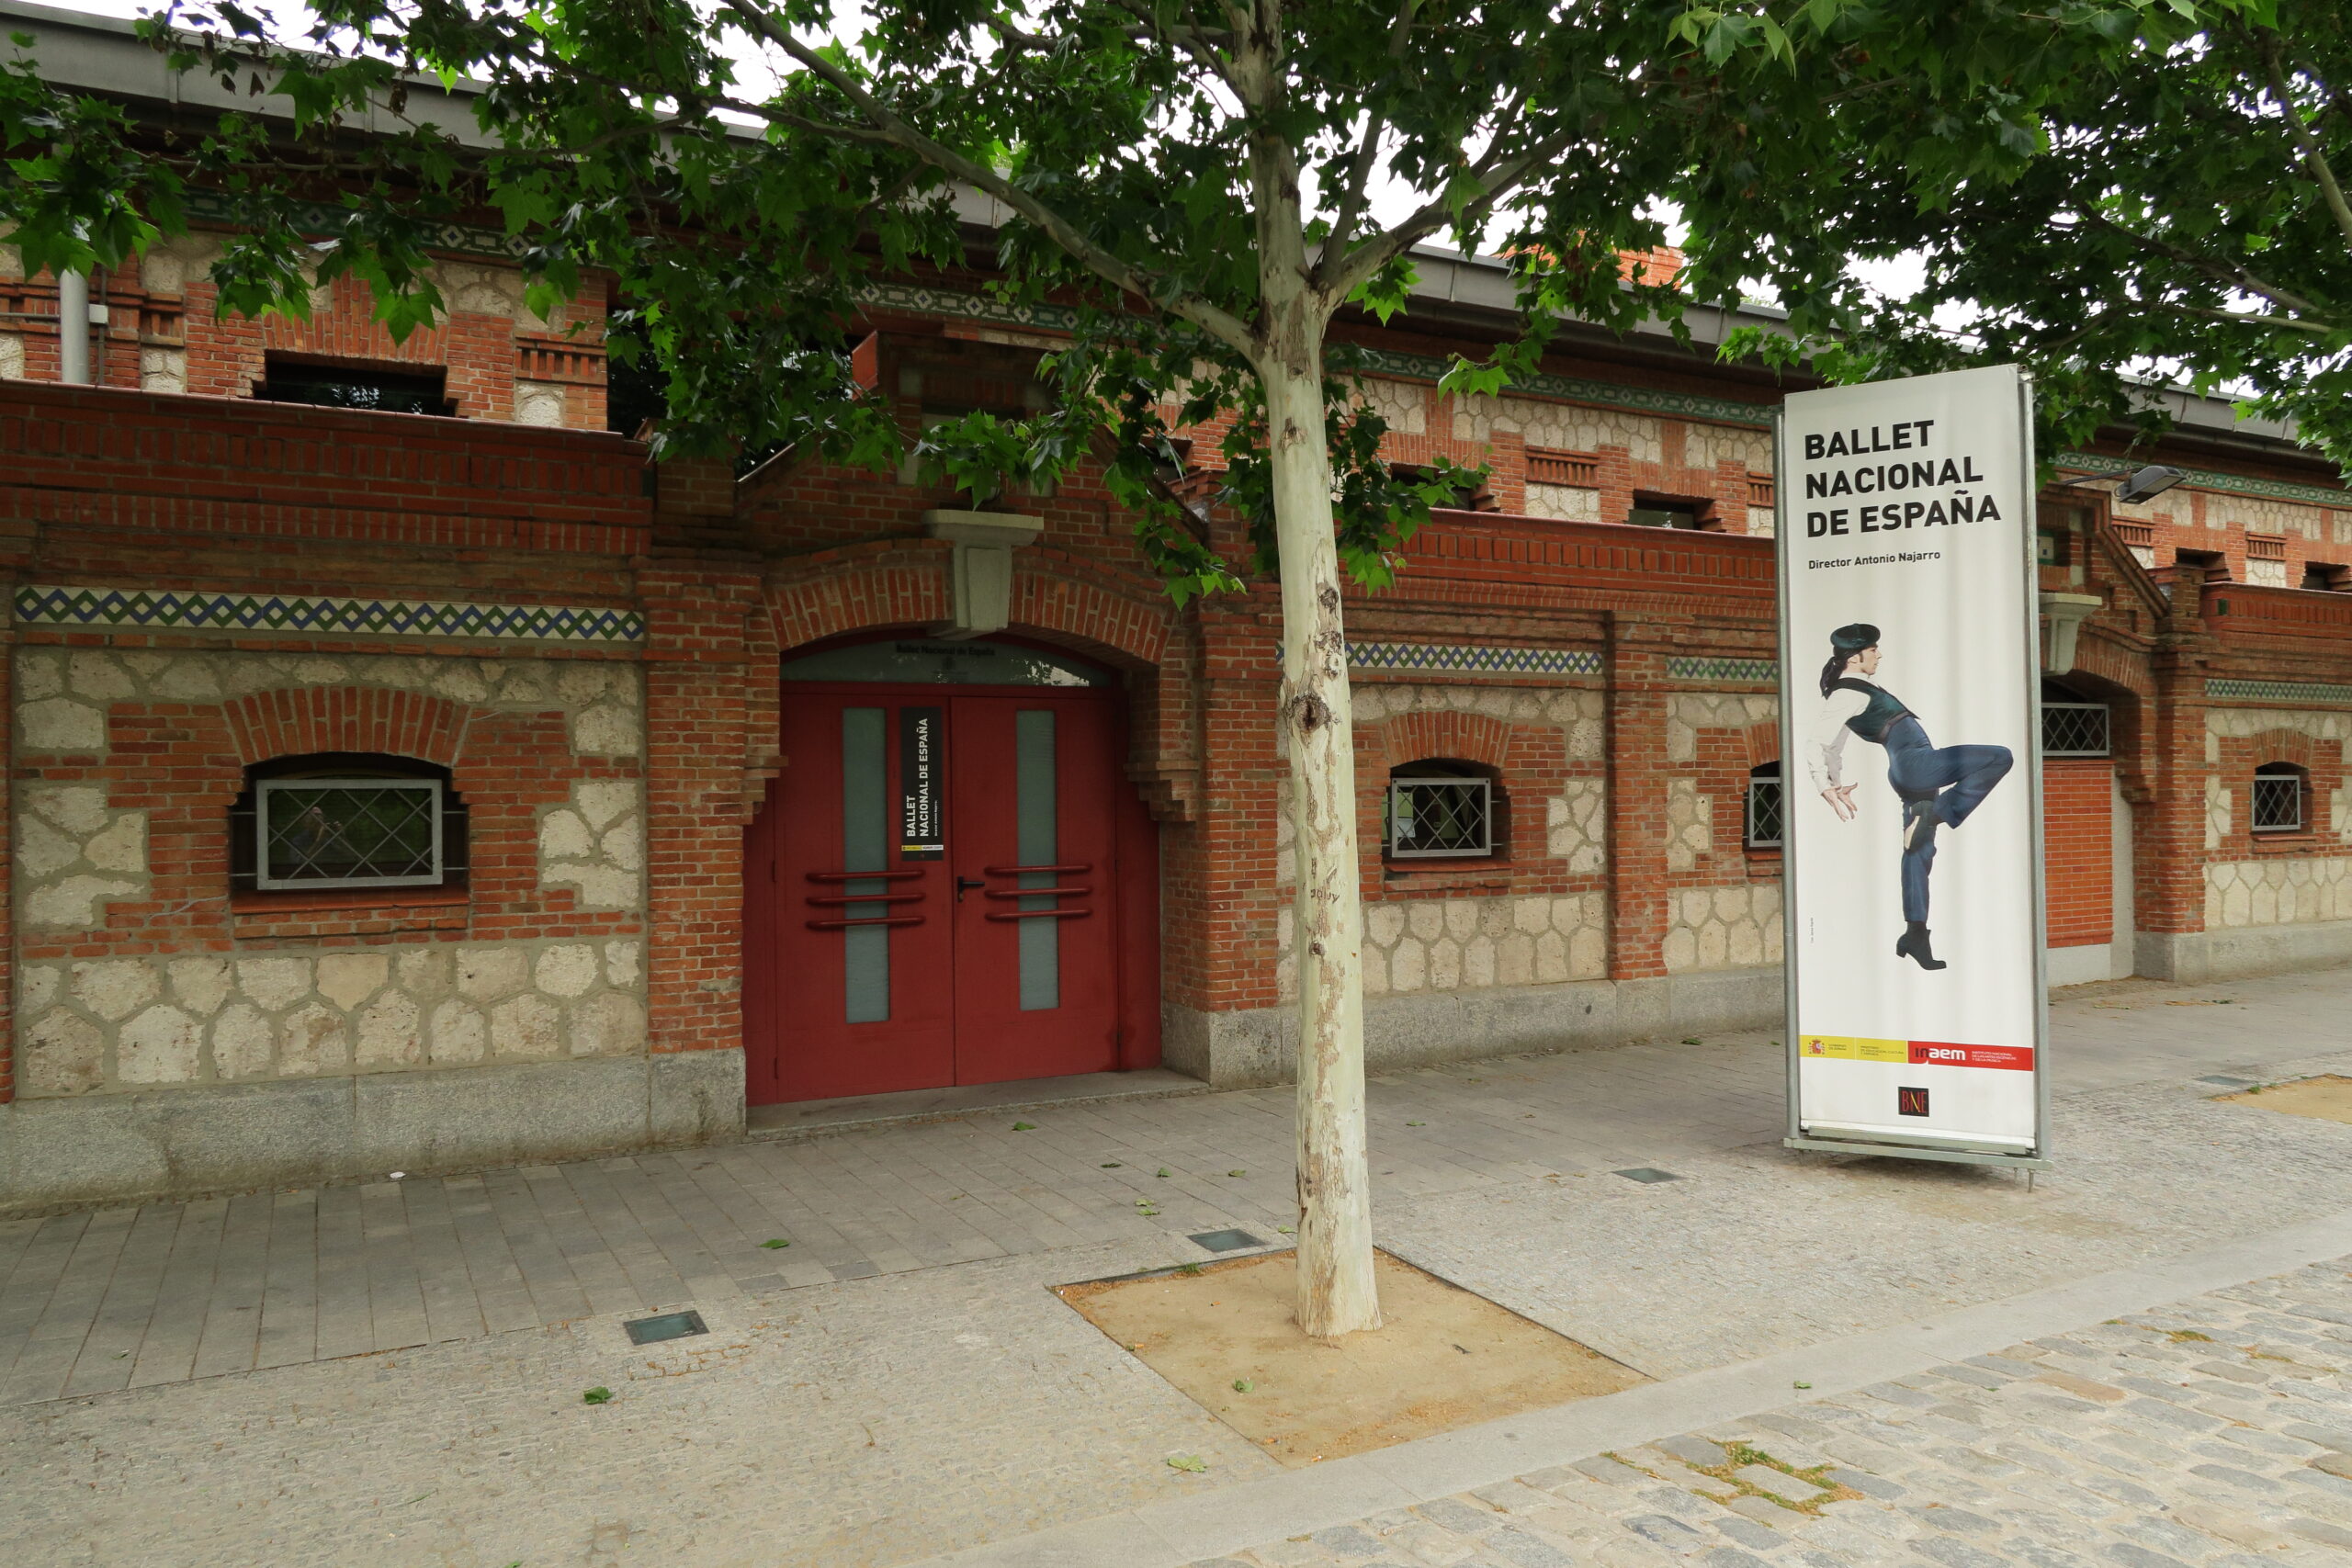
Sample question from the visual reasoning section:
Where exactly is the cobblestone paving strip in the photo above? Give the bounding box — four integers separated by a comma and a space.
1179, 1258, 2352, 1568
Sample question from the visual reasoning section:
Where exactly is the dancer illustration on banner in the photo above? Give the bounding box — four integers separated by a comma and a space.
1807, 624, 2014, 971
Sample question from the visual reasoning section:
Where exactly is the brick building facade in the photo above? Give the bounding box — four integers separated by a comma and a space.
2, 12, 2350, 1209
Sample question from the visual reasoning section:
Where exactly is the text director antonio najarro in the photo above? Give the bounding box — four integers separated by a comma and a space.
1800, 419, 2005, 538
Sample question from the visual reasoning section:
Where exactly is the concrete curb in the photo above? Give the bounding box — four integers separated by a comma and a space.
910, 1207, 2352, 1567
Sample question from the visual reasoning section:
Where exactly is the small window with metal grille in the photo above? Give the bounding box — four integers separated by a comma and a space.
1385, 763, 1496, 859
257, 355, 454, 416
2252, 764, 2306, 834
1746, 761, 1783, 849
231, 754, 469, 894
2041, 676, 2111, 757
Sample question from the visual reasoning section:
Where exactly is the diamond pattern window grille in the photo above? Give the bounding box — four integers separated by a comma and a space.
2252, 770, 2305, 833
1746, 776, 1785, 849
257, 779, 444, 889
1387, 776, 1494, 858
2041, 703, 2110, 757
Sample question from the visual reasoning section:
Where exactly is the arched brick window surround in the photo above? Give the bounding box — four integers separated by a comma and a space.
223, 687, 473, 767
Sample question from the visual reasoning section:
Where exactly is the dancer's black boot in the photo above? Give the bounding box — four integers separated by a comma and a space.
1895, 920, 1947, 971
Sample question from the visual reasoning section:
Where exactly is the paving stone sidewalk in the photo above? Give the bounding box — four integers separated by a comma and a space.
4, 967, 2342, 1407
1185, 1258, 2352, 1568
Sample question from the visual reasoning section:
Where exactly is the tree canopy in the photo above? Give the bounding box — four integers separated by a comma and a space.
1694, 1, 2352, 466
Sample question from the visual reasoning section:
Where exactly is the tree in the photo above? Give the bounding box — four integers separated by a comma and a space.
1, 0, 2169, 1337
1682, 1, 2352, 468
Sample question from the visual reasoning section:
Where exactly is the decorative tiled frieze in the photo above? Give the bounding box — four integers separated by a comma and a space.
1349, 642, 1601, 677
16, 586, 645, 643
184, 192, 527, 260
2062, 452, 2350, 511
2205, 678, 2352, 706
1666, 657, 1777, 684
1356, 346, 1778, 429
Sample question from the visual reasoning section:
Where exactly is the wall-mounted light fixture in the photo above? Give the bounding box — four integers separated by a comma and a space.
2057, 464, 2187, 505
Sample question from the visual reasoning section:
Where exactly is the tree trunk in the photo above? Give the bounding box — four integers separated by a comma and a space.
1257, 282, 1382, 1342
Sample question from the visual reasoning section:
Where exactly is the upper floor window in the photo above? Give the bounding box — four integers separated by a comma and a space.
1391, 464, 1495, 512
1385, 761, 1496, 859
1627, 501, 1705, 529
2041, 676, 2111, 757
1745, 761, 1783, 849
257, 355, 453, 416
231, 754, 469, 894
2252, 763, 2307, 835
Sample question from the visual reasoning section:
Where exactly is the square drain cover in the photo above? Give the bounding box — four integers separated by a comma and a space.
624, 1309, 708, 1346
2197, 1075, 2256, 1089
1188, 1228, 1265, 1253
1612, 1168, 1681, 1184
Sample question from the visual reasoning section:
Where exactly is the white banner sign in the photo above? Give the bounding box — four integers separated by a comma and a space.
1775, 365, 2049, 1164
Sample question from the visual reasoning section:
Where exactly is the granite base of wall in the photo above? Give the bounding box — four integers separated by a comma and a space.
1164, 967, 1781, 1089
2046, 942, 2129, 988
0, 1048, 745, 1213
2136, 920, 2352, 986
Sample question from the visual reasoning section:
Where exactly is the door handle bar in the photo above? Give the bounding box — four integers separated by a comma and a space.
806, 915, 925, 931
805, 892, 924, 908
806, 869, 923, 883
980, 863, 1091, 875
983, 908, 1091, 921
980, 886, 1090, 900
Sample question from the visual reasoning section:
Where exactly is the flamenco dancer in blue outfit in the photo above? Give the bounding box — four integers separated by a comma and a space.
1806, 624, 2013, 971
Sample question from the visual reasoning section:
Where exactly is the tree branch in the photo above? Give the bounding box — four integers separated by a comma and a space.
2072, 209, 2330, 321
2258, 32, 2352, 254
712, 0, 1254, 355
1319, 0, 1420, 271
2160, 300, 2340, 335
1319, 119, 1588, 307
1105, 0, 1241, 96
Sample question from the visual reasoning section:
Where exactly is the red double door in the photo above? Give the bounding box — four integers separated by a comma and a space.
743, 683, 1157, 1104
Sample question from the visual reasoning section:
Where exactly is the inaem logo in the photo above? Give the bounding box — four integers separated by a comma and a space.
1898, 1087, 1931, 1118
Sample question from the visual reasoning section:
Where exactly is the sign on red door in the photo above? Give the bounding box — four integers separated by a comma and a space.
743, 683, 1147, 1103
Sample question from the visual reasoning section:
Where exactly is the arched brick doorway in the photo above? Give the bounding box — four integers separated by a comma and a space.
742, 632, 1161, 1104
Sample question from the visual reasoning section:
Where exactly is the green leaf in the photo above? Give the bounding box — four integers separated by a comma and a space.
1164, 1454, 1208, 1473
761, 1238, 791, 1249
1011, 1121, 1036, 1131
582, 1387, 613, 1404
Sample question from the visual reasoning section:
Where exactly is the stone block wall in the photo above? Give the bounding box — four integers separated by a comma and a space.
19, 936, 646, 1096
1359, 894, 1608, 996
2203, 859, 2352, 929
1662, 884, 1784, 974
12, 645, 649, 1100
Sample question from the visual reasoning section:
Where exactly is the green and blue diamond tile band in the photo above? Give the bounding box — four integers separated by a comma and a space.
2206, 678, 2352, 705
1665, 656, 1777, 683
1348, 642, 1600, 676
15, 586, 645, 643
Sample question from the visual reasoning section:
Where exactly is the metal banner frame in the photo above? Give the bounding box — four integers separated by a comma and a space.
1774, 368, 2052, 1172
